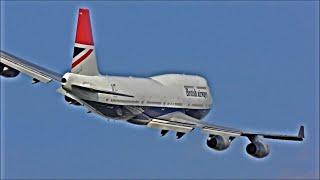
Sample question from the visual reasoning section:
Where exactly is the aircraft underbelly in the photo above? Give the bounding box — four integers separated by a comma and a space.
83, 99, 210, 123
83, 100, 137, 120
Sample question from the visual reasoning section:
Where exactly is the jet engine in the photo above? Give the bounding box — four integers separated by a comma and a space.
246, 141, 270, 158
0, 63, 20, 78
207, 135, 231, 151
64, 96, 81, 106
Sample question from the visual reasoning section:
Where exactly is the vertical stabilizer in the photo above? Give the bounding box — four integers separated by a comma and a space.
71, 8, 100, 76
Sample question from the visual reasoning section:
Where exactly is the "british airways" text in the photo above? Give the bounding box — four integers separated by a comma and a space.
184, 87, 207, 98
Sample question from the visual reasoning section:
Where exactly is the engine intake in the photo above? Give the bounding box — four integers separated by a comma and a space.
246, 141, 270, 158
207, 135, 231, 151
0, 63, 20, 78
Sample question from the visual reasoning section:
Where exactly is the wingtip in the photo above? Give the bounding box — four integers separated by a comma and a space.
298, 125, 305, 139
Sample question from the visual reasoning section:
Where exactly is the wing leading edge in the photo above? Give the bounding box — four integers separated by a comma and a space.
1, 50, 62, 83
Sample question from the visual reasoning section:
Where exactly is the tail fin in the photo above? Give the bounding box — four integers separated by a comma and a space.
71, 8, 100, 76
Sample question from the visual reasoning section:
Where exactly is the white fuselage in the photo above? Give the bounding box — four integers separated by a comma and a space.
61, 73, 213, 122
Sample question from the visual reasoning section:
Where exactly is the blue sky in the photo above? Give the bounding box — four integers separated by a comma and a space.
1, 1, 319, 179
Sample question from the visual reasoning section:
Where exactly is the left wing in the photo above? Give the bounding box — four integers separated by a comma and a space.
1, 50, 62, 83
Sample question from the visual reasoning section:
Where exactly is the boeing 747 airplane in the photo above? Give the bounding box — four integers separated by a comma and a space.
0, 8, 304, 159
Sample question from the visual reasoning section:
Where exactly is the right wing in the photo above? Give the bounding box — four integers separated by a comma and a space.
1, 50, 62, 83
146, 111, 304, 141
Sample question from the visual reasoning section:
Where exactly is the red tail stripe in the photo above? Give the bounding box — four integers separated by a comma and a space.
75, 8, 94, 45
71, 49, 93, 69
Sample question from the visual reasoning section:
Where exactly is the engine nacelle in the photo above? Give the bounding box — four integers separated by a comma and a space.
246, 141, 270, 158
0, 63, 20, 78
64, 96, 81, 106
207, 135, 231, 151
